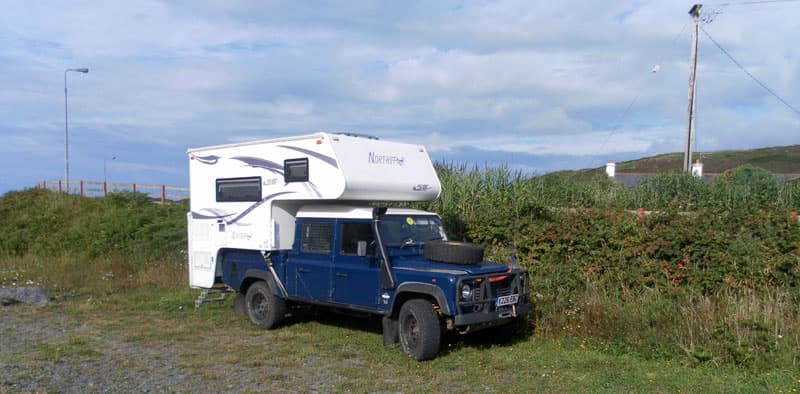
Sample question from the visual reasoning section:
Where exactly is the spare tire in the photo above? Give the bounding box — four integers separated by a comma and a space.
424, 241, 484, 265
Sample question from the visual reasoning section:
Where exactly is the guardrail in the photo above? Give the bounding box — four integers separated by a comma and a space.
39, 180, 189, 203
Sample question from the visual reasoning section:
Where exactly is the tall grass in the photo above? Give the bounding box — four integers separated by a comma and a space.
0, 189, 188, 295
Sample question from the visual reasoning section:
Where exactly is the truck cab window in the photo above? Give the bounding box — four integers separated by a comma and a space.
340, 222, 375, 256
300, 222, 332, 254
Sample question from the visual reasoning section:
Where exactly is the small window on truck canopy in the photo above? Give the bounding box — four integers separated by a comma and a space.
284, 158, 309, 182
216, 177, 261, 202
301, 222, 332, 254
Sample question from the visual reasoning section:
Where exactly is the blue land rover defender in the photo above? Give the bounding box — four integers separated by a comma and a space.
218, 204, 530, 360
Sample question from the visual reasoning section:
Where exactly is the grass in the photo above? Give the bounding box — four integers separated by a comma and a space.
44, 287, 800, 392
34, 335, 100, 361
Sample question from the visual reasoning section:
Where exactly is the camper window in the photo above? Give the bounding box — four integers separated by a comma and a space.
216, 177, 262, 202
300, 222, 332, 254
284, 158, 309, 182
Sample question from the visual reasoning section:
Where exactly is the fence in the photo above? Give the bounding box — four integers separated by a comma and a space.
39, 180, 189, 203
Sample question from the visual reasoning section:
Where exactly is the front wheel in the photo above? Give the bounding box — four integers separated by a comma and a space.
398, 299, 441, 361
245, 281, 286, 330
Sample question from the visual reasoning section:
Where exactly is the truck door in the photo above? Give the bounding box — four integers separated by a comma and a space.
332, 221, 380, 308
287, 220, 333, 301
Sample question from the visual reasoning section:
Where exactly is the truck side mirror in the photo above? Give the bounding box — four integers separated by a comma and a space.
357, 241, 367, 257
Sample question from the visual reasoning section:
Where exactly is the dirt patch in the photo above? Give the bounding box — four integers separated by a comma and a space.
0, 304, 342, 393
0, 287, 49, 306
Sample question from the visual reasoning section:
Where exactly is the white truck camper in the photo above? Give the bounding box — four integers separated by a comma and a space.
186, 132, 441, 289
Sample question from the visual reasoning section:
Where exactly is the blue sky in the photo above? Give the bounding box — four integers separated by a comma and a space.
1, 1, 799, 193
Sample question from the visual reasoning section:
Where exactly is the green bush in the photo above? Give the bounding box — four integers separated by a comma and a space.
0, 189, 187, 259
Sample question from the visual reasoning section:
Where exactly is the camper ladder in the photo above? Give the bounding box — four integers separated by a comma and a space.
194, 286, 232, 309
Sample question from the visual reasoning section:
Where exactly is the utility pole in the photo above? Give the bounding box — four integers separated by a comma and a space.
684, 4, 702, 172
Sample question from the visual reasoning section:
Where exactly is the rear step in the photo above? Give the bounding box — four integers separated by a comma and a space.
194, 285, 233, 309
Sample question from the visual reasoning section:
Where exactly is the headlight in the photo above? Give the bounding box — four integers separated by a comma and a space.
460, 283, 473, 301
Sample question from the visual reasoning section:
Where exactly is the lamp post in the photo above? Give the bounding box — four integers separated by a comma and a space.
64, 67, 89, 192
104, 155, 116, 183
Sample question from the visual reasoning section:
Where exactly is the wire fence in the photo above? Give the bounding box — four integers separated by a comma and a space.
38, 180, 189, 203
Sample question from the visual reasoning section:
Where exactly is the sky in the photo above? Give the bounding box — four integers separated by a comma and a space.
1, 1, 799, 194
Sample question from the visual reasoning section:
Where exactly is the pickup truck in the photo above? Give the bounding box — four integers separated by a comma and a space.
220, 205, 529, 360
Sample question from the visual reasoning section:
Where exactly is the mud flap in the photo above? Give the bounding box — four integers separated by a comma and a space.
233, 293, 246, 316
382, 316, 399, 345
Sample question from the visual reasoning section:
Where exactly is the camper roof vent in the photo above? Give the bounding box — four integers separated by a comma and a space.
335, 132, 380, 140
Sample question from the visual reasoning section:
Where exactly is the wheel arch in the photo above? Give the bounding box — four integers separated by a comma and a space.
240, 269, 280, 297
391, 282, 452, 318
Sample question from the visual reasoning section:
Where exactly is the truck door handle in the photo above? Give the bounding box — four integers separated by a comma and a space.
298, 268, 311, 273
335, 272, 348, 278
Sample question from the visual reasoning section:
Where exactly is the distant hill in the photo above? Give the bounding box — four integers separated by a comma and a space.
556, 145, 800, 178
616, 145, 800, 174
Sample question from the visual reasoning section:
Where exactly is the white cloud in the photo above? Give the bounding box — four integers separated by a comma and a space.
1, 0, 799, 192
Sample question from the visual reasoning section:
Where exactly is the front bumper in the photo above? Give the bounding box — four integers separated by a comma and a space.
453, 269, 530, 328
453, 301, 530, 327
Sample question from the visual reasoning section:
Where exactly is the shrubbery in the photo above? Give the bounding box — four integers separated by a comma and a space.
414, 163, 800, 368
0, 188, 187, 259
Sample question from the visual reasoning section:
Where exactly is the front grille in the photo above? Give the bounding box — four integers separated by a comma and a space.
489, 277, 513, 297
473, 287, 483, 302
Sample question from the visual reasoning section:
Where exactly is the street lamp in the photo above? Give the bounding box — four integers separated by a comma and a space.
64, 67, 89, 192
104, 155, 116, 183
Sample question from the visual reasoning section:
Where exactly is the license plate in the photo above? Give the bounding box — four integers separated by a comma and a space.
495, 294, 519, 307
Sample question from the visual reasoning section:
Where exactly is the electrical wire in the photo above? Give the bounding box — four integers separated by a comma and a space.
700, 26, 800, 118
714, 0, 800, 6
588, 22, 689, 170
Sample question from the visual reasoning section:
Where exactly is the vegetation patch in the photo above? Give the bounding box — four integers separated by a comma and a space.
1, 160, 800, 389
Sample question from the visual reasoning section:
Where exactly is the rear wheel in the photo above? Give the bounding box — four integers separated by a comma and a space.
398, 299, 441, 361
245, 281, 285, 329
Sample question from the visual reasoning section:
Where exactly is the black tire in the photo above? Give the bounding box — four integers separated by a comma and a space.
245, 281, 286, 330
398, 299, 441, 361
424, 241, 484, 265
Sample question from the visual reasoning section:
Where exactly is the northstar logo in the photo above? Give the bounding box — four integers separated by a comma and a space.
368, 152, 405, 166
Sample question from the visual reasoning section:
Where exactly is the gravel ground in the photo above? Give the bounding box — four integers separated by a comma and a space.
0, 304, 342, 393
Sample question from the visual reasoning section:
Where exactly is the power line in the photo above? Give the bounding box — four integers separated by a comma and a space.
700, 26, 800, 118
589, 22, 689, 169
714, 0, 800, 6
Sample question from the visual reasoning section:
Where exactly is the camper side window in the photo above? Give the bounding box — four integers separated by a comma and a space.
301, 222, 332, 254
216, 177, 261, 202
284, 158, 309, 182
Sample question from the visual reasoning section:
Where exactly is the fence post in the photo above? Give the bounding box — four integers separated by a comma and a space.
80, 181, 84, 196
104, 181, 107, 196
58, 180, 62, 193
133, 183, 137, 193
161, 185, 166, 203
43, 180, 47, 190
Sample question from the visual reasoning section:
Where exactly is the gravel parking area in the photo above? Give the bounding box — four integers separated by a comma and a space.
0, 304, 339, 393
